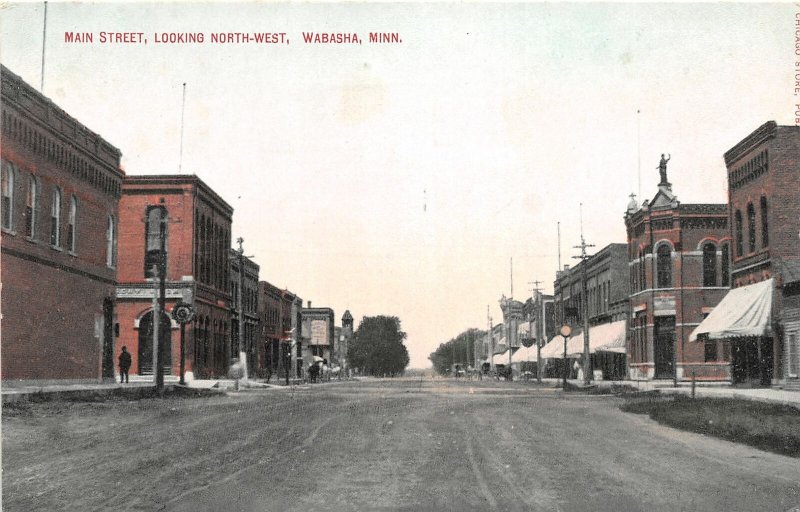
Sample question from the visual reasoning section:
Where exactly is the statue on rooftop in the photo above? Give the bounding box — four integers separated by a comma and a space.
657, 153, 671, 185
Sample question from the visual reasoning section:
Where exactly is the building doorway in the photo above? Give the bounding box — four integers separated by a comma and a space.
654, 316, 675, 379
102, 298, 115, 380
731, 336, 773, 387
138, 310, 172, 375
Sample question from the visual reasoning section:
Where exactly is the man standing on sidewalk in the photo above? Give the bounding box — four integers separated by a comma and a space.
119, 346, 132, 384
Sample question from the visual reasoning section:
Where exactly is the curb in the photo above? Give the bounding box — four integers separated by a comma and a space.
1, 384, 225, 404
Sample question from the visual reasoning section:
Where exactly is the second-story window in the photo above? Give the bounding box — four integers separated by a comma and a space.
25, 175, 38, 238
106, 215, 117, 268
639, 249, 646, 291
702, 242, 717, 287
2, 163, 14, 230
721, 242, 730, 287
50, 187, 61, 247
67, 196, 77, 253
144, 206, 167, 275
656, 244, 672, 288
760, 196, 769, 248
735, 210, 743, 257
747, 202, 756, 253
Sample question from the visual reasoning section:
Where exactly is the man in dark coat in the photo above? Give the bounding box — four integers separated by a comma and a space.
119, 346, 132, 383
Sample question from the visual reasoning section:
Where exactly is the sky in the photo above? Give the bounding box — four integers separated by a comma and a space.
1, 2, 795, 368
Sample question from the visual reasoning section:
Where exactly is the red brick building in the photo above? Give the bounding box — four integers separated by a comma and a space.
625, 166, 730, 382
257, 281, 301, 380
1, 65, 123, 383
693, 122, 800, 389
116, 175, 232, 380
230, 247, 259, 374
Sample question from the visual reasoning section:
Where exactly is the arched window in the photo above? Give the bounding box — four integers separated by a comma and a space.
144, 206, 167, 275
50, 188, 61, 247
25, 175, 38, 238
67, 196, 77, 252
747, 202, 756, 253
638, 248, 646, 291
106, 215, 116, 267
760, 196, 768, 248
702, 243, 717, 287
721, 243, 730, 287
734, 210, 743, 257
656, 244, 672, 288
2, 163, 14, 230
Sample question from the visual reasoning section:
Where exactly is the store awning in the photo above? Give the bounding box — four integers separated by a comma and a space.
689, 278, 773, 341
492, 350, 510, 364
541, 336, 567, 359
578, 320, 627, 355
511, 346, 538, 363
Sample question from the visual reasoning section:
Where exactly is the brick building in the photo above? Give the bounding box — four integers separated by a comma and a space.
257, 281, 301, 380
625, 166, 730, 382
300, 304, 335, 376
1, 65, 123, 383
230, 246, 259, 375
692, 122, 800, 390
549, 243, 629, 380
116, 175, 233, 380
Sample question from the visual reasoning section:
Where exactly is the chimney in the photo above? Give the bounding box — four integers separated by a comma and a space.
563, 264, 570, 271
307, 301, 312, 308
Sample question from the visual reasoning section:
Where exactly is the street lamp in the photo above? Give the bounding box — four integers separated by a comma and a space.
560, 324, 572, 390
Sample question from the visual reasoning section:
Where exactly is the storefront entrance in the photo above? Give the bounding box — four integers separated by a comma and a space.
654, 316, 675, 379
731, 336, 772, 386
138, 310, 173, 376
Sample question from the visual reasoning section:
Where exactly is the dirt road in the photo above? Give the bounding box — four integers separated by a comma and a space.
3, 379, 799, 511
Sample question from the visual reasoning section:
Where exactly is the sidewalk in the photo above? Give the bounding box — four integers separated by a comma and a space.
537, 377, 800, 408
1, 374, 355, 403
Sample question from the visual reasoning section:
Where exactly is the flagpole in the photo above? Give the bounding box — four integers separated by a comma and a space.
179, 82, 187, 173
41, 1, 48, 93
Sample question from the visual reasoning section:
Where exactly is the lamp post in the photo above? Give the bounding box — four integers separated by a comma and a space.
560, 324, 572, 390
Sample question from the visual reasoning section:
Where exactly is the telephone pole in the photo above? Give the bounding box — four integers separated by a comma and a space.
529, 279, 543, 383
572, 203, 594, 385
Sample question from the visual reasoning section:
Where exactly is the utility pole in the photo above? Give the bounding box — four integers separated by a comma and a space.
572, 203, 594, 386
156, 210, 167, 394
529, 280, 543, 384
235, 237, 245, 373
488, 306, 494, 372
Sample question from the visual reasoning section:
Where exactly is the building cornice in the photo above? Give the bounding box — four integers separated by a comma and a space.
723, 121, 777, 167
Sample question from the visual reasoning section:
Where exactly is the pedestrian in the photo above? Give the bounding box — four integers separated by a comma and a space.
119, 346, 132, 384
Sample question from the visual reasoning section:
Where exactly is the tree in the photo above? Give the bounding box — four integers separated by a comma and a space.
429, 328, 485, 376
348, 315, 410, 377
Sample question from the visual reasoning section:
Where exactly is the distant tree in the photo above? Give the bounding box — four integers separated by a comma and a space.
348, 315, 410, 377
429, 328, 485, 376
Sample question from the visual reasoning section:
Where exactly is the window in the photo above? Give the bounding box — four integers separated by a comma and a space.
144, 206, 167, 275
106, 215, 116, 267
702, 243, 717, 287
788, 332, 799, 378
704, 339, 717, 362
2, 163, 14, 230
656, 244, 672, 288
734, 210, 743, 257
25, 175, 38, 238
67, 197, 77, 252
747, 202, 756, 253
50, 188, 61, 246
760, 196, 768, 248
721, 243, 730, 287
639, 249, 646, 291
